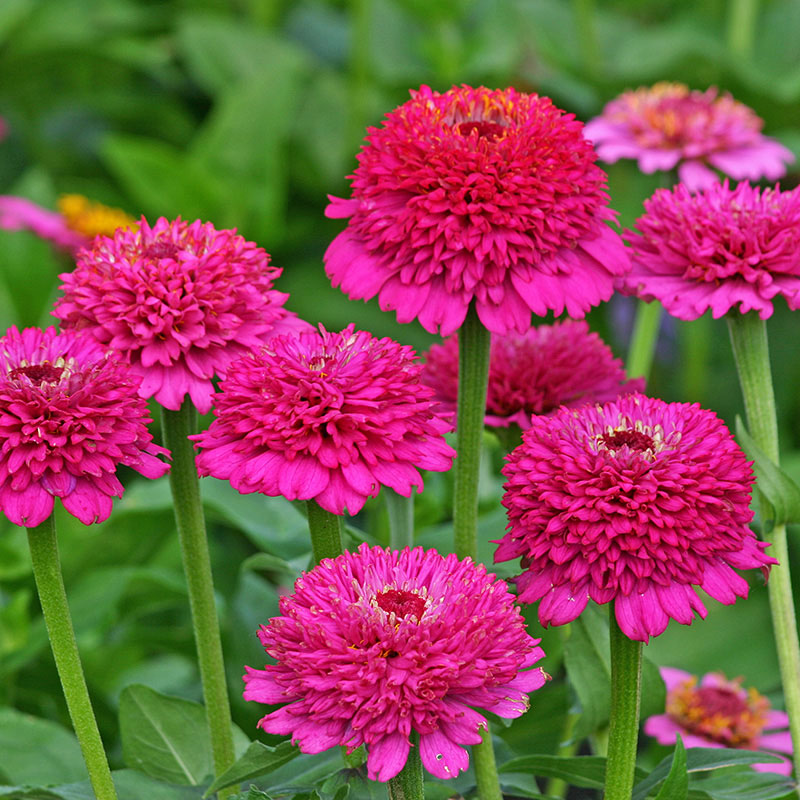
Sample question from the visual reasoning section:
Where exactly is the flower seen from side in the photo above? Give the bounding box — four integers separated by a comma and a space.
498, 393, 775, 643
645, 667, 793, 774
584, 83, 794, 191
54, 216, 307, 413
422, 319, 643, 430
0, 326, 169, 527
622, 181, 800, 320
243, 544, 549, 781
325, 84, 630, 337
192, 324, 455, 515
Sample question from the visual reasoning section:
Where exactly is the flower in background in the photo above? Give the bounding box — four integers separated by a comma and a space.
622, 181, 800, 320
192, 324, 455, 515
498, 393, 775, 642
645, 667, 793, 774
422, 320, 643, 430
325, 84, 630, 337
244, 544, 549, 781
54, 216, 307, 414
0, 194, 136, 254
0, 326, 169, 527
584, 83, 794, 191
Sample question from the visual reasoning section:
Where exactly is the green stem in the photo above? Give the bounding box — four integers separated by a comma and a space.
545, 712, 579, 798
727, 313, 800, 783
387, 734, 424, 800
573, 0, 601, 73
473, 726, 503, 800
625, 300, 662, 381
161, 402, 237, 800
306, 500, 345, 563
604, 607, 642, 800
726, 0, 759, 58
386, 489, 415, 550
26, 517, 118, 800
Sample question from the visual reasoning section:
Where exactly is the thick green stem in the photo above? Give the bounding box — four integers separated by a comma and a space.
161, 403, 237, 799
727, 314, 800, 782
27, 518, 118, 800
386, 489, 415, 550
625, 300, 662, 381
726, 0, 759, 57
306, 500, 345, 563
387, 733, 424, 800
473, 726, 503, 800
604, 608, 642, 800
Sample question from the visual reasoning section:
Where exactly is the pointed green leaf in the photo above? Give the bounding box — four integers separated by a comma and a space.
204, 741, 299, 796
654, 736, 688, 800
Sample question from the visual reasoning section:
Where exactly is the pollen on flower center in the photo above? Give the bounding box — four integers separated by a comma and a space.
10, 363, 65, 384
600, 428, 655, 452
456, 121, 506, 139
375, 588, 427, 620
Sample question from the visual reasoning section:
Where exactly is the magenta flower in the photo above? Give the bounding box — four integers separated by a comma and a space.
0, 196, 88, 253
645, 667, 793, 775
422, 320, 643, 430
584, 83, 794, 191
243, 544, 549, 781
498, 394, 775, 642
622, 181, 800, 321
192, 324, 455, 515
325, 84, 630, 337
54, 216, 307, 413
0, 326, 169, 527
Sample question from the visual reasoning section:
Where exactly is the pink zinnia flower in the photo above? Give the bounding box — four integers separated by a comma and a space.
422, 320, 643, 430
0, 326, 169, 527
622, 181, 800, 321
498, 393, 775, 643
325, 84, 630, 337
54, 216, 307, 413
584, 83, 794, 191
243, 544, 549, 781
192, 324, 455, 515
645, 667, 793, 775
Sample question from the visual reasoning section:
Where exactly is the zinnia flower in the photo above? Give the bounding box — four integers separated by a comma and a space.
325, 84, 630, 337
192, 324, 455, 515
622, 181, 800, 320
243, 544, 549, 781
584, 83, 794, 191
54, 216, 307, 413
422, 319, 643, 430
0, 326, 169, 527
645, 667, 793, 774
498, 393, 775, 642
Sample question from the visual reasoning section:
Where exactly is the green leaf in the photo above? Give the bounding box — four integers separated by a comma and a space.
654, 736, 688, 800
204, 741, 299, 796
498, 754, 607, 789
228, 789, 273, 800
696, 768, 796, 800
735, 417, 800, 526
119, 684, 213, 785
52, 769, 205, 800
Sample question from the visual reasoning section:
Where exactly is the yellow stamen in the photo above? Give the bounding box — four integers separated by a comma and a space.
57, 194, 137, 239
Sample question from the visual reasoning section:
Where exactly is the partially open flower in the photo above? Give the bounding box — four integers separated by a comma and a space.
243, 544, 549, 781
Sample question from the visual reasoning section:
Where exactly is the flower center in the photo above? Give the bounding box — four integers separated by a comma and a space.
142, 241, 181, 261
9, 363, 65, 384
375, 589, 426, 620
457, 120, 506, 140
600, 428, 655, 452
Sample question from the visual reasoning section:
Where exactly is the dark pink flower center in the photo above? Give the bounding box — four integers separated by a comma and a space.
600, 428, 655, 452
375, 588, 426, 620
695, 686, 749, 718
10, 363, 64, 383
142, 241, 180, 261
456, 120, 506, 139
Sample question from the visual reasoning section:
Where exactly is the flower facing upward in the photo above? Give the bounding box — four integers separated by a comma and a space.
645, 668, 793, 774
584, 83, 794, 191
422, 320, 643, 430
243, 544, 549, 782
0, 326, 169, 527
498, 394, 775, 642
54, 216, 306, 413
622, 181, 800, 320
192, 325, 455, 515
325, 84, 630, 337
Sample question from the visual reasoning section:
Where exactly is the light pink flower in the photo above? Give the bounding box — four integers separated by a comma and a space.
498, 394, 775, 643
645, 667, 793, 775
192, 325, 455, 515
422, 320, 643, 430
0, 326, 169, 527
243, 544, 549, 781
0, 196, 88, 253
584, 83, 794, 191
54, 216, 307, 413
622, 181, 800, 321
325, 84, 630, 337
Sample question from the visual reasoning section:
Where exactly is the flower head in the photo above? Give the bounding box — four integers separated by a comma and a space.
192, 324, 455, 515
0, 326, 169, 527
325, 84, 630, 337
243, 544, 549, 781
498, 393, 774, 642
584, 83, 794, 191
622, 181, 800, 320
645, 667, 793, 774
422, 320, 643, 430
54, 216, 307, 413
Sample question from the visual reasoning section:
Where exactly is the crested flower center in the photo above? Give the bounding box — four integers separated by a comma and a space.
667, 675, 769, 748
600, 428, 656, 452
456, 120, 506, 140
142, 240, 181, 261
9, 362, 65, 384
375, 588, 427, 620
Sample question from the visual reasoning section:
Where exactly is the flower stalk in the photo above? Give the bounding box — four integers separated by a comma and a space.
306, 499, 345, 563
161, 402, 237, 800
625, 299, 662, 380
27, 517, 118, 800
386, 489, 415, 550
